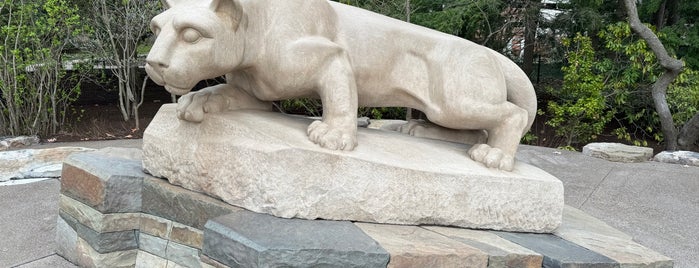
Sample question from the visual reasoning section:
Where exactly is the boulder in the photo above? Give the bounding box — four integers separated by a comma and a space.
0, 136, 40, 151
143, 105, 564, 233
582, 143, 653, 163
0, 147, 94, 182
653, 151, 699, 167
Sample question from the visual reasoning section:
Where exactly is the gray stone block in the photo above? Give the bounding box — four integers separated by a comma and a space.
494, 231, 618, 268
139, 233, 169, 258
55, 216, 79, 264
61, 152, 144, 213
142, 176, 239, 229
59, 211, 138, 254
203, 210, 389, 268
166, 241, 203, 268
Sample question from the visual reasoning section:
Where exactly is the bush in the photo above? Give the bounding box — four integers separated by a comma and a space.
0, 0, 85, 137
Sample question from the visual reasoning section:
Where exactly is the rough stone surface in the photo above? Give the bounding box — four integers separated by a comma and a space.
653, 150, 699, 167
494, 231, 618, 267
144, 105, 564, 232
203, 210, 389, 268
59, 194, 140, 233
165, 241, 202, 268
139, 233, 169, 258
555, 207, 673, 267
56, 216, 79, 264
59, 211, 138, 254
61, 152, 144, 213
582, 142, 653, 163
0, 135, 39, 151
355, 223, 488, 268
140, 213, 172, 239
142, 176, 239, 229
75, 237, 137, 268
425, 226, 542, 268
136, 250, 168, 268
0, 147, 94, 182
171, 222, 204, 249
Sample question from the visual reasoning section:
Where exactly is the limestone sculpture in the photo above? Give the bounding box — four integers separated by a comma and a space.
145, 0, 537, 171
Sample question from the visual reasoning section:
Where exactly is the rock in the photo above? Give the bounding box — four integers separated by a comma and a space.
653, 151, 699, 167
493, 232, 617, 268
0, 136, 40, 151
367, 119, 407, 131
582, 143, 653, 163
358, 117, 370, 128
554, 207, 673, 267
61, 151, 144, 213
0, 147, 94, 182
143, 105, 564, 233
203, 210, 389, 268
425, 226, 542, 268
354, 223, 487, 268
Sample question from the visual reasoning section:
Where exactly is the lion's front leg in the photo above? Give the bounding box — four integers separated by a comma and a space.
290, 40, 358, 151
307, 54, 359, 150
177, 83, 271, 122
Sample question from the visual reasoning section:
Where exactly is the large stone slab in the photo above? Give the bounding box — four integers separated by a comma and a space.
494, 231, 618, 268
143, 104, 564, 232
355, 223, 487, 268
554, 207, 673, 267
203, 210, 389, 267
582, 143, 653, 163
0, 147, 94, 182
424, 226, 542, 267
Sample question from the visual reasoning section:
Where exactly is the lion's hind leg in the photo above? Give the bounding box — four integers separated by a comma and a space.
398, 119, 487, 145
427, 101, 528, 171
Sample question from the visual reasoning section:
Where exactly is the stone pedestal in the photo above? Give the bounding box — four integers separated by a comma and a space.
56, 149, 672, 268
143, 104, 564, 233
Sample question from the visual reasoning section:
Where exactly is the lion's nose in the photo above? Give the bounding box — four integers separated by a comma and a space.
146, 58, 169, 69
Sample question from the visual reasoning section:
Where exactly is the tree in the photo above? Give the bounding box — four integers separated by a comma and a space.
79, 0, 159, 130
623, 0, 698, 151
0, 0, 84, 137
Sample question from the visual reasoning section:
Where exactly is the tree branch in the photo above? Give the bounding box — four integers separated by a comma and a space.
623, 0, 684, 150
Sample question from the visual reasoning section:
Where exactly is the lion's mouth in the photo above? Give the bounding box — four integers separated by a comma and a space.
164, 84, 193, 95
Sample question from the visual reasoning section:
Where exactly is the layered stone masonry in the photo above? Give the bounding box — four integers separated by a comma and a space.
56, 149, 673, 268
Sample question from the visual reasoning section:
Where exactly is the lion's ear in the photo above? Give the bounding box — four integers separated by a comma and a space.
209, 0, 243, 30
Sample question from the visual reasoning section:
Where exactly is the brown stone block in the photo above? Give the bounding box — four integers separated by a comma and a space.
61, 152, 144, 213
140, 214, 172, 239
171, 222, 204, 249
355, 223, 488, 268
61, 164, 105, 208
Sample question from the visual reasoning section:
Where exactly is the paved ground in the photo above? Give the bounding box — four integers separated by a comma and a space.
0, 139, 697, 267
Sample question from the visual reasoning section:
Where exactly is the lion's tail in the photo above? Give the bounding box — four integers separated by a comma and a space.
494, 52, 537, 135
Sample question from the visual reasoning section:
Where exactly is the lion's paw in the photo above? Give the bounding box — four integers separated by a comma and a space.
468, 144, 515, 171
397, 120, 426, 135
307, 120, 357, 151
176, 90, 228, 122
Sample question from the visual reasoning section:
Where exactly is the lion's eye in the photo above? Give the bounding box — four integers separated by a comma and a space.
181, 28, 202, 43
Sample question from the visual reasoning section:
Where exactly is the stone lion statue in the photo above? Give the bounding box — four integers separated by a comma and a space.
145, 0, 537, 171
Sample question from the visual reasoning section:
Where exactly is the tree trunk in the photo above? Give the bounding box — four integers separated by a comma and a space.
666, 0, 680, 26
654, 0, 667, 30
678, 112, 699, 151
623, 0, 684, 150
521, 0, 540, 77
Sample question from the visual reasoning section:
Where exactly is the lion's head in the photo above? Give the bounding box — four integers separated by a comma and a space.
145, 0, 244, 95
